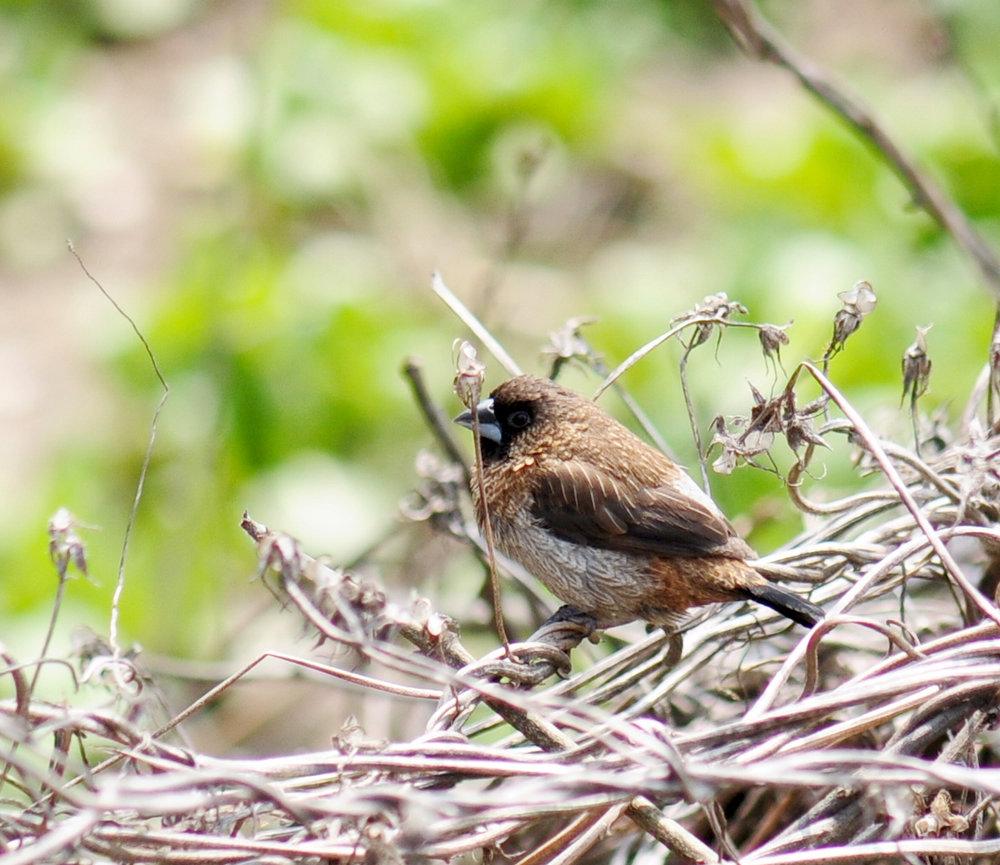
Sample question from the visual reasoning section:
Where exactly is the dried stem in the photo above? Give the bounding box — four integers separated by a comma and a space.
705, 0, 1000, 301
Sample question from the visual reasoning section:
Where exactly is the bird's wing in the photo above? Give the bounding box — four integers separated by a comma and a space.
531, 460, 751, 559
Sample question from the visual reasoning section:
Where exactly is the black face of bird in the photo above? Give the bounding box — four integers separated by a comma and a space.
455, 397, 536, 462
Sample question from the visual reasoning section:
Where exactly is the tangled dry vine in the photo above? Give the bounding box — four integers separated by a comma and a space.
6, 286, 1000, 862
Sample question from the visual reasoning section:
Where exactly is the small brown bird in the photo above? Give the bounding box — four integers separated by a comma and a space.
455, 374, 822, 630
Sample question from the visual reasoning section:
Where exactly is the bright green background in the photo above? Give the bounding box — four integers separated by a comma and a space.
1, 0, 998, 746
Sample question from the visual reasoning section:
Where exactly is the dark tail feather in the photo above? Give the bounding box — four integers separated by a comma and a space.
738, 582, 824, 628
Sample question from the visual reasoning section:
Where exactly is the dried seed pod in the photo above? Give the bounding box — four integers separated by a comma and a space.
758, 321, 791, 364
452, 339, 485, 409
902, 324, 933, 407
825, 280, 877, 361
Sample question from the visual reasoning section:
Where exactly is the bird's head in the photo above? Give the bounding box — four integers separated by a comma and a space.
454, 375, 583, 464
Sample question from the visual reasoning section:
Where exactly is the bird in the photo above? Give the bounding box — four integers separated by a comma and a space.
454, 374, 823, 631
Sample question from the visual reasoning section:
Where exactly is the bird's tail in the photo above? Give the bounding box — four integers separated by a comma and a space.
738, 582, 824, 628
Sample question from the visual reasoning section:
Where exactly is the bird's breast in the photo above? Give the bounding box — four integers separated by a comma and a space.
489, 510, 659, 628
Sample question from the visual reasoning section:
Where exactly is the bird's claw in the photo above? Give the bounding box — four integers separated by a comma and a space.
508, 642, 574, 680
529, 605, 599, 652
462, 641, 573, 685
457, 608, 596, 687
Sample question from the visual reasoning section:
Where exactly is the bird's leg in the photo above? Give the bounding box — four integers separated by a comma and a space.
490, 607, 596, 687
461, 607, 598, 688
528, 605, 599, 652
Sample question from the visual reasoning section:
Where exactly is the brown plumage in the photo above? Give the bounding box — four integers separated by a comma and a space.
455, 374, 823, 630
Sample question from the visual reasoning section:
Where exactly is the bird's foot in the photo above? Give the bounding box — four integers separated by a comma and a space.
461, 642, 572, 685
528, 605, 599, 653
458, 607, 598, 687
459, 608, 597, 686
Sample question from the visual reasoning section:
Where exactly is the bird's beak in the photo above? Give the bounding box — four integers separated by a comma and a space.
454, 398, 503, 444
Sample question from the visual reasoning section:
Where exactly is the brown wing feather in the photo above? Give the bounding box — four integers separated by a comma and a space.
531, 461, 752, 559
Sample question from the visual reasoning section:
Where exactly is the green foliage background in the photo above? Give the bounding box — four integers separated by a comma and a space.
1, 0, 999, 744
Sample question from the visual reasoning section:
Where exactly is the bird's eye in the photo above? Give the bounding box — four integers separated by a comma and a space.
507, 409, 532, 430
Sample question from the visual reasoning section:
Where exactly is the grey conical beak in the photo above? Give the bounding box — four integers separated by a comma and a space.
454, 398, 503, 444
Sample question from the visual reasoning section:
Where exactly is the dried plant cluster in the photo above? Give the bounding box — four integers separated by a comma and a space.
6, 0, 1000, 858
5, 286, 1000, 865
